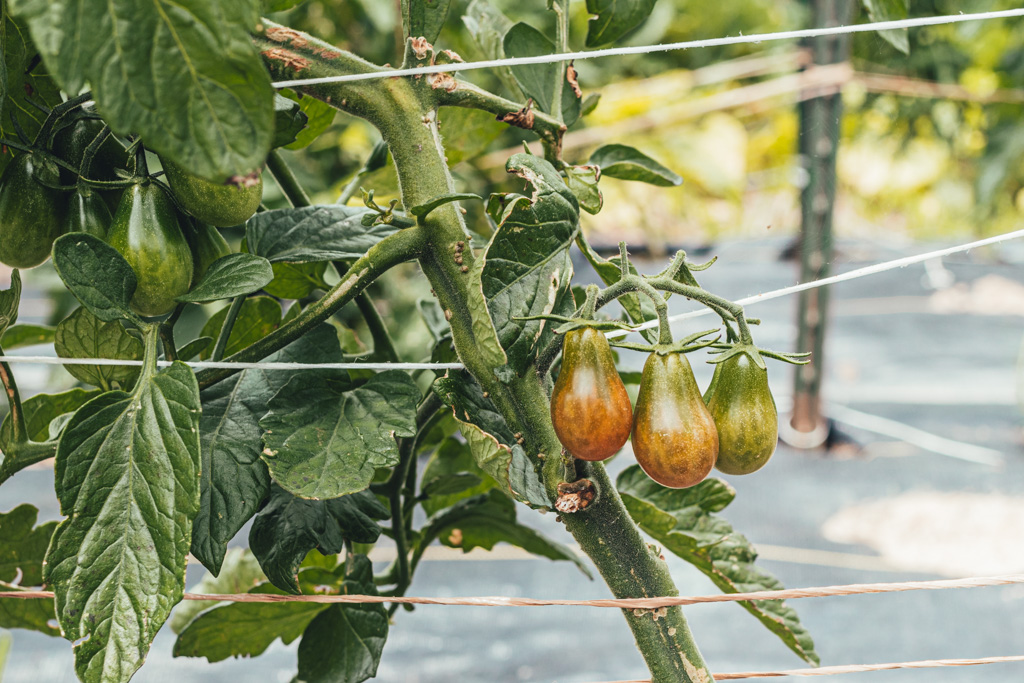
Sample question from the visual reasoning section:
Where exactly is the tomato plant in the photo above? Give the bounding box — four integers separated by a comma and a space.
0, 2, 828, 682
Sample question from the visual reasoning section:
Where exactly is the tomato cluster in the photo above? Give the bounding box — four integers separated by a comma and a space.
550, 327, 778, 489
0, 114, 261, 317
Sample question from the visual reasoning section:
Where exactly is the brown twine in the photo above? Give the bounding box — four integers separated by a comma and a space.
1, 573, 1022, 608
597, 654, 1024, 681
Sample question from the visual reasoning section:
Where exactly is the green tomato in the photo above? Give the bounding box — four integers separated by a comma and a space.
0, 153, 65, 269
107, 182, 193, 317
160, 156, 262, 227
52, 115, 129, 212
190, 221, 232, 282
706, 352, 778, 475
64, 188, 113, 239
632, 351, 718, 489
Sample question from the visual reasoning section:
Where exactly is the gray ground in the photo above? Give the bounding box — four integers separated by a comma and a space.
3, 236, 1024, 682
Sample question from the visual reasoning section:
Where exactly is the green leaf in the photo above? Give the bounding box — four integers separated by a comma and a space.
564, 165, 603, 214
590, 144, 683, 187
199, 296, 282, 360
264, 261, 330, 299
272, 92, 308, 149
617, 465, 819, 665
8, 0, 274, 180
503, 22, 580, 123
54, 306, 142, 391
281, 90, 336, 151
423, 490, 590, 576
0, 581, 59, 635
584, 0, 657, 48
246, 205, 401, 263
250, 484, 388, 594
462, 0, 520, 96
51, 233, 141, 325
260, 370, 419, 499
432, 372, 550, 508
0, 504, 56, 586
45, 359, 202, 682
0, 323, 54, 349
0, 387, 101, 454
296, 555, 388, 683
420, 437, 494, 515
482, 154, 579, 374
0, 270, 19, 338
177, 253, 274, 303
173, 574, 329, 662
438, 107, 506, 165
861, 0, 909, 54
192, 324, 344, 575
410, 193, 481, 219
0, 11, 62, 176
404, 0, 451, 44
169, 548, 266, 634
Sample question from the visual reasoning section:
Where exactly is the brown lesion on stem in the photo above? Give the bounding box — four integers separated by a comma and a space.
555, 478, 596, 513
261, 48, 311, 72
263, 26, 309, 48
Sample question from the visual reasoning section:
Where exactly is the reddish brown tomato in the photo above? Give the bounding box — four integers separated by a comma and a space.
550, 327, 633, 461
706, 353, 778, 475
632, 352, 718, 488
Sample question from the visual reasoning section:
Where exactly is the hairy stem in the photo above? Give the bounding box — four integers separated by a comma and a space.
266, 149, 311, 207
0, 347, 26, 446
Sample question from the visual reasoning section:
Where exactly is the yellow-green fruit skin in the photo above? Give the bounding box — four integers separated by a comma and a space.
550, 327, 633, 462
107, 182, 193, 317
632, 352, 718, 489
706, 353, 778, 475
0, 153, 64, 269
161, 157, 262, 227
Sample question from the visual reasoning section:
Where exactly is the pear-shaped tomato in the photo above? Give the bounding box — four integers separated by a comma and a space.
64, 187, 112, 239
190, 222, 232, 282
107, 182, 192, 317
632, 352, 718, 488
706, 353, 778, 475
161, 156, 262, 227
0, 153, 64, 269
550, 327, 633, 461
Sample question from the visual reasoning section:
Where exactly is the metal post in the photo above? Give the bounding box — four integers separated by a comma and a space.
790, 0, 854, 444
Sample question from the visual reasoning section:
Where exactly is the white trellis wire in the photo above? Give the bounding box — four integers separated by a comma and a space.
3, 227, 1023, 371
270, 8, 1024, 89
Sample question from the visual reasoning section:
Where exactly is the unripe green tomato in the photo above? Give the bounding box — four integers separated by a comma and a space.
550, 327, 633, 461
190, 221, 232, 282
706, 353, 778, 475
0, 153, 65, 269
160, 156, 262, 227
64, 188, 113, 239
52, 116, 129, 213
107, 182, 192, 317
632, 351, 718, 489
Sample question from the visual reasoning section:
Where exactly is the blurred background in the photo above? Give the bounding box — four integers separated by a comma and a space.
4, 0, 1024, 680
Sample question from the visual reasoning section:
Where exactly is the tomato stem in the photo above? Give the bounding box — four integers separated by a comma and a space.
0, 346, 26, 446
211, 295, 246, 362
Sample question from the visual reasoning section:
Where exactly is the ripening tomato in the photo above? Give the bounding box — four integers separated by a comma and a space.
0, 153, 64, 269
550, 327, 633, 461
706, 352, 778, 475
161, 156, 262, 228
632, 351, 718, 488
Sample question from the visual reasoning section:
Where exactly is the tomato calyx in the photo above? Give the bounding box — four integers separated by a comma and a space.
608, 327, 720, 356
707, 342, 810, 371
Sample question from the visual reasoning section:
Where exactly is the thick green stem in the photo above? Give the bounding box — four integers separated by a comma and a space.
256, 24, 714, 682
